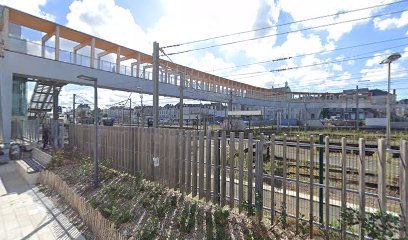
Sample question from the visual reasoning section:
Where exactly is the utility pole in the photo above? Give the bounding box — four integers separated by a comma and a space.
152, 41, 160, 128
179, 72, 184, 129
356, 85, 359, 130
73, 94, 76, 124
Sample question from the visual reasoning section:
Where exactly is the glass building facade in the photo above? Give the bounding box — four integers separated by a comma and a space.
12, 77, 27, 118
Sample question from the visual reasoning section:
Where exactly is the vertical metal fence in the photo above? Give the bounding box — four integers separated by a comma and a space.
69, 124, 408, 238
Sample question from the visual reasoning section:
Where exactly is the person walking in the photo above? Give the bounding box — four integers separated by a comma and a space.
42, 124, 50, 149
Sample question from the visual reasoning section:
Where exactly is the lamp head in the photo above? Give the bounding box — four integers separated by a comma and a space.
380, 53, 401, 64
77, 75, 97, 82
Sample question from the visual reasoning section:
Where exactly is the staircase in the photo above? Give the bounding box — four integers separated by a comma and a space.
27, 81, 64, 122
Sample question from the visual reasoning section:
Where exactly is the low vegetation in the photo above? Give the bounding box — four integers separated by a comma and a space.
49, 151, 315, 239
51, 149, 408, 239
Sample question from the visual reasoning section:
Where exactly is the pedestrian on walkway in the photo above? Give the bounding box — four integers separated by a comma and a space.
42, 124, 50, 149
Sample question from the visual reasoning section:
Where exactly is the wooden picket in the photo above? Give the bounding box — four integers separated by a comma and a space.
221, 131, 227, 206
192, 131, 198, 197
198, 131, 205, 199
205, 130, 212, 202
238, 132, 244, 213
229, 132, 235, 208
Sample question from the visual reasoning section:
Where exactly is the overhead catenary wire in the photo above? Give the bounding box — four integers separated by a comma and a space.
208, 36, 408, 72
165, 9, 408, 56
288, 77, 408, 92
223, 49, 408, 77
162, 0, 408, 49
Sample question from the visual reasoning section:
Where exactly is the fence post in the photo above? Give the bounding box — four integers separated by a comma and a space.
192, 131, 198, 197
173, 129, 179, 189
295, 135, 300, 234
198, 131, 205, 199
358, 138, 366, 240
238, 132, 244, 213
248, 133, 254, 212
324, 136, 330, 234
213, 130, 220, 204
378, 138, 387, 212
309, 135, 315, 239
255, 134, 264, 222
221, 131, 227, 206
319, 134, 324, 225
186, 131, 192, 195
282, 134, 288, 227
150, 128, 155, 181
341, 137, 347, 240
180, 130, 186, 195
400, 140, 408, 237
269, 134, 276, 222
206, 130, 212, 202
229, 132, 236, 208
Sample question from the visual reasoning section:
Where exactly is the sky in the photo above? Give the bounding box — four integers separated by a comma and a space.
1, 0, 408, 109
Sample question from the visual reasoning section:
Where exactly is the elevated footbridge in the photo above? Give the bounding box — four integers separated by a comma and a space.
0, 5, 390, 145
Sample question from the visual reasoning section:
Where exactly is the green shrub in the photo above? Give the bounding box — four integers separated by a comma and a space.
49, 153, 63, 169
340, 208, 403, 240
177, 203, 196, 233
100, 202, 133, 224
135, 217, 159, 240
213, 207, 229, 226
241, 200, 256, 216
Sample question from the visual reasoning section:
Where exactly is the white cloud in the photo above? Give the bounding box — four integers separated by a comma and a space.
244, 32, 324, 62
66, 0, 150, 53
280, 0, 393, 41
365, 52, 389, 67
0, 0, 55, 20
373, 11, 408, 30
360, 62, 407, 83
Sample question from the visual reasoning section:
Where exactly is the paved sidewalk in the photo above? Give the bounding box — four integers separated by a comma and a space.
0, 158, 85, 240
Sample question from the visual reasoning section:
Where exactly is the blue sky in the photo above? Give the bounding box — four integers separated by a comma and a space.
1, 0, 408, 108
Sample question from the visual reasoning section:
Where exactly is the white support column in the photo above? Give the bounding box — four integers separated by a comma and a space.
116, 47, 121, 73
54, 26, 60, 61
90, 38, 95, 68
131, 62, 136, 77
2, 8, 9, 50
74, 50, 77, 64
97, 49, 112, 70
41, 30, 55, 58
96, 56, 100, 69
0, 70, 12, 147
136, 53, 141, 77
42, 41, 46, 58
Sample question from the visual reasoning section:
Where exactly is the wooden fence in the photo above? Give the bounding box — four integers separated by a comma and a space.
69, 124, 408, 239
39, 170, 126, 240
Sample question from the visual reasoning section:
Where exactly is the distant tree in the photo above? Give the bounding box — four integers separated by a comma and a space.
321, 109, 329, 119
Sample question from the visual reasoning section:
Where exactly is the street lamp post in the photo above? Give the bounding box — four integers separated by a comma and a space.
380, 53, 401, 146
77, 75, 99, 188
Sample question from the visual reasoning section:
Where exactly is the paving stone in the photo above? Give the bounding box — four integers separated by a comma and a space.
0, 163, 85, 240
